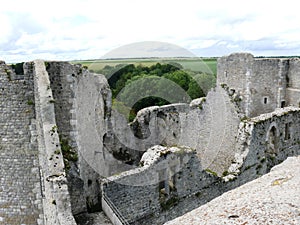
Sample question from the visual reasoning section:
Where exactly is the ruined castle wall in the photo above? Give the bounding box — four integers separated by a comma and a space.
165, 155, 300, 225
0, 61, 44, 224
288, 58, 300, 89
217, 53, 253, 92
72, 69, 110, 212
217, 53, 292, 117
286, 88, 300, 107
102, 146, 220, 224
117, 85, 240, 175
229, 107, 300, 185
32, 60, 76, 225
181, 86, 240, 174
287, 58, 300, 107
217, 53, 255, 117
46, 62, 121, 214
46, 62, 87, 214
46, 62, 133, 215
46, 62, 78, 143
249, 59, 288, 116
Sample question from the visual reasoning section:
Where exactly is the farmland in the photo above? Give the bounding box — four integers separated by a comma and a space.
72, 57, 217, 75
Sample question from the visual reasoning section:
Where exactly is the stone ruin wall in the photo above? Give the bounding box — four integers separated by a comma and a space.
218, 53, 300, 118
32, 60, 76, 225
45, 62, 88, 215
45, 61, 136, 217
0, 61, 44, 225
114, 84, 240, 175
102, 54, 300, 224
287, 59, 300, 106
228, 107, 300, 187
0, 60, 76, 225
0, 53, 300, 225
102, 146, 222, 225
103, 105, 300, 225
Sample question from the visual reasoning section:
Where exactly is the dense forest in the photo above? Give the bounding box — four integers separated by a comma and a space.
95, 62, 216, 121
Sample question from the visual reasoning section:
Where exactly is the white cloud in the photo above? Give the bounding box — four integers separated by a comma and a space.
0, 14, 13, 44
1, 0, 300, 62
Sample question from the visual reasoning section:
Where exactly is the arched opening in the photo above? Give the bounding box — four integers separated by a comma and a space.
265, 124, 280, 171
267, 126, 279, 154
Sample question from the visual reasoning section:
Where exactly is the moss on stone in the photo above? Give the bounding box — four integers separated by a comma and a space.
160, 196, 179, 211
205, 169, 218, 177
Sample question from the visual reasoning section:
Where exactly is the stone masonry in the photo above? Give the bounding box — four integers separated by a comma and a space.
0, 61, 43, 225
101, 54, 300, 224
165, 155, 300, 225
0, 52, 299, 225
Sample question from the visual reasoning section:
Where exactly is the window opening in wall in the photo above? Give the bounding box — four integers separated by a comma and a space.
266, 125, 279, 172
169, 166, 176, 192
264, 97, 268, 104
286, 75, 290, 87
158, 169, 169, 195
158, 170, 165, 190
281, 100, 286, 108
284, 122, 292, 140
267, 126, 279, 154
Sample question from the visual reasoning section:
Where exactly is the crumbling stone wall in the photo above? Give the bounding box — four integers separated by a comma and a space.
45, 61, 132, 216
32, 60, 76, 225
102, 108, 300, 225
288, 58, 300, 89
1, 52, 299, 225
165, 155, 300, 225
100, 54, 300, 225
46, 62, 87, 214
217, 53, 300, 117
0, 61, 43, 224
102, 145, 221, 224
114, 85, 240, 175
227, 107, 300, 186
287, 58, 300, 107
217, 53, 289, 117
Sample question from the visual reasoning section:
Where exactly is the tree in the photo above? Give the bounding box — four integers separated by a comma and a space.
163, 70, 191, 91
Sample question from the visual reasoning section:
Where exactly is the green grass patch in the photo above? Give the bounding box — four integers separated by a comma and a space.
71, 57, 217, 76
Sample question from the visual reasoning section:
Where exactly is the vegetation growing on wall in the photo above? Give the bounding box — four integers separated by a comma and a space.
11, 62, 24, 75
59, 136, 78, 170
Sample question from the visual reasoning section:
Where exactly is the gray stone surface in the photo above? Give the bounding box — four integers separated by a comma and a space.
98, 53, 300, 224
75, 212, 112, 225
218, 53, 300, 118
112, 86, 240, 176
165, 155, 300, 225
102, 145, 222, 224
1, 53, 300, 225
32, 60, 76, 225
0, 61, 43, 225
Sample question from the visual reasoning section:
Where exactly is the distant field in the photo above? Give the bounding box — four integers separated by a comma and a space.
72, 58, 217, 75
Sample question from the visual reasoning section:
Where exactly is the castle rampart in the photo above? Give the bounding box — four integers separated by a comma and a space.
32, 60, 75, 224
0, 61, 43, 224
0, 52, 299, 225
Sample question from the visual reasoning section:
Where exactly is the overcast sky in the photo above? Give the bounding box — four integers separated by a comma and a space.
1, 0, 300, 62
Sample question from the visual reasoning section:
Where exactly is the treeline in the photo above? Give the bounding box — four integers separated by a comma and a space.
96, 63, 216, 121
